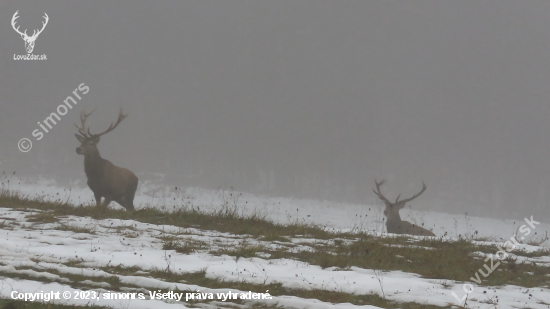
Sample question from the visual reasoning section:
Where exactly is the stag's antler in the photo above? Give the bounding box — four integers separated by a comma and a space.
89, 108, 128, 137
396, 182, 427, 205
373, 179, 426, 207
373, 179, 392, 205
74, 108, 97, 138
11, 11, 48, 40
31, 13, 49, 39
11, 11, 26, 37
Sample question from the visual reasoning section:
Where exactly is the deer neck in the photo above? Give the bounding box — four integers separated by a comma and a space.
83, 149, 105, 179
386, 215, 402, 225
385, 207, 403, 225
385, 212, 405, 233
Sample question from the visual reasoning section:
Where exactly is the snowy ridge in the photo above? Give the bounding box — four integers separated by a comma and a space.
5, 176, 550, 240
0, 177, 548, 308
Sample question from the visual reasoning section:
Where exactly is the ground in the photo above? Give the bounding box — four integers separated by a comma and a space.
0, 177, 548, 308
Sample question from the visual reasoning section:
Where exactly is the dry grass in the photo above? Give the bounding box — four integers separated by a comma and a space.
1, 189, 549, 308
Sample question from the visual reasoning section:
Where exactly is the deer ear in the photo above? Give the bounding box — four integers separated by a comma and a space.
75, 134, 85, 143
91, 135, 100, 144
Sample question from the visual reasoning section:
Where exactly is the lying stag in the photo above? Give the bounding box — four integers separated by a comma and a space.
373, 179, 435, 236
74, 108, 138, 211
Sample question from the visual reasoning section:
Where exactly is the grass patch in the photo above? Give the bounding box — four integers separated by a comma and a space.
161, 237, 209, 254
143, 268, 455, 309
55, 223, 96, 234
0, 191, 334, 240
267, 235, 550, 288
0, 219, 15, 230
1, 190, 549, 290
0, 262, 454, 309
211, 240, 267, 260
25, 212, 59, 224
260, 235, 291, 242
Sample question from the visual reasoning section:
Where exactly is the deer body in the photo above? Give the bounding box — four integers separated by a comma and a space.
384, 208, 434, 236
75, 108, 137, 211
373, 179, 435, 237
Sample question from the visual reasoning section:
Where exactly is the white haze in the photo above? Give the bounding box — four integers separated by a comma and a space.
1, 1, 550, 223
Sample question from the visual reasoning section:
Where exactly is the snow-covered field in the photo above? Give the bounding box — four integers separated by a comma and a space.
8, 176, 550, 240
0, 176, 549, 308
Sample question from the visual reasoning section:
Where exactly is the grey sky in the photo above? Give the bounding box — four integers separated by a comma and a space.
1, 1, 550, 221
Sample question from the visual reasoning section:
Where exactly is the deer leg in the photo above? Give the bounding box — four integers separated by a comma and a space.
114, 196, 130, 211
102, 197, 113, 209
124, 193, 135, 211
124, 177, 138, 211
94, 193, 102, 207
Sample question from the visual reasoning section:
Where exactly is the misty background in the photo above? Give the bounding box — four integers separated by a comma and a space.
1, 1, 550, 222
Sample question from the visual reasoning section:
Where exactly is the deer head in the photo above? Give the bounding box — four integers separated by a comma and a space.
74, 107, 128, 156
11, 11, 49, 54
373, 179, 426, 221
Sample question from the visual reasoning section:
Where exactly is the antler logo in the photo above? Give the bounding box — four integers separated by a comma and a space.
11, 11, 49, 54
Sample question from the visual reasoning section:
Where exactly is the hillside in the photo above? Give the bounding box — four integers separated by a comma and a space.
0, 179, 548, 308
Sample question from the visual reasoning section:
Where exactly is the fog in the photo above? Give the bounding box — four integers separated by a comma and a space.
1, 1, 550, 221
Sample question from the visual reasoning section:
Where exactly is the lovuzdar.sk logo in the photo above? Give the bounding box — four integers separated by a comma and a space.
11, 10, 48, 60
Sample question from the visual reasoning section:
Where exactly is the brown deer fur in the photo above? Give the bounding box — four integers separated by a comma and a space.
75, 108, 138, 211
373, 179, 435, 236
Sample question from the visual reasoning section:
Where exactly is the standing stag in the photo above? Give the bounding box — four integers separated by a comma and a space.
74, 108, 138, 211
373, 179, 435, 236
